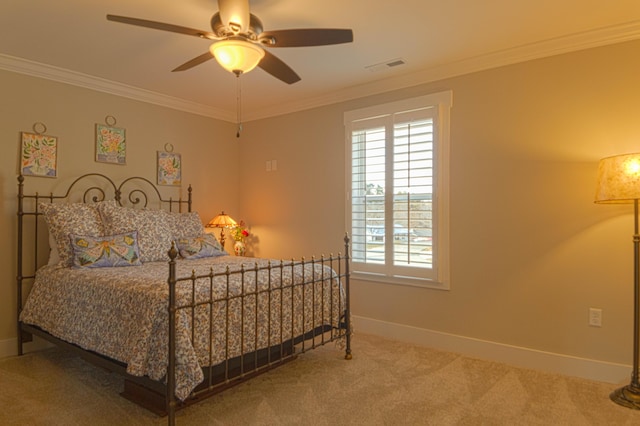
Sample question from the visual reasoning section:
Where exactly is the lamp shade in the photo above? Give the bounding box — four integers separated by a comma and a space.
595, 153, 640, 204
206, 211, 237, 228
210, 40, 265, 74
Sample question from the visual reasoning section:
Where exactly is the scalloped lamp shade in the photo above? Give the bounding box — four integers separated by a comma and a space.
595, 153, 640, 204
207, 211, 237, 228
210, 40, 265, 74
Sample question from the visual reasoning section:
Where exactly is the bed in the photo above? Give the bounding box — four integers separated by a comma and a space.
15, 173, 352, 425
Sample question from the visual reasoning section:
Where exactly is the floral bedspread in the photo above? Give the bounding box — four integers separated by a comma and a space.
19, 256, 346, 400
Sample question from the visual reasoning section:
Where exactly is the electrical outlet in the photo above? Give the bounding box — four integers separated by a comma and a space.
589, 308, 602, 327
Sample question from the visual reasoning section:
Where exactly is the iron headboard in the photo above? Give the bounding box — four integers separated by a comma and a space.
16, 173, 192, 354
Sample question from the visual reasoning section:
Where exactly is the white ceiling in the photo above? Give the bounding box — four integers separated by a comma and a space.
2, 0, 640, 122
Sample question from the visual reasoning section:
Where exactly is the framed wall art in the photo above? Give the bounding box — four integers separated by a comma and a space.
157, 147, 181, 186
95, 116, 126, 164
20, 124, 57, 178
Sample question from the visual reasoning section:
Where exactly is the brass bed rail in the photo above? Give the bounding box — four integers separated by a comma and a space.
165, 237, 352, 425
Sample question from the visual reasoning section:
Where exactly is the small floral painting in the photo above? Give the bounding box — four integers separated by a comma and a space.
21, 132, 57, 177
157, 151, 181, 186
96, 124, 126, 164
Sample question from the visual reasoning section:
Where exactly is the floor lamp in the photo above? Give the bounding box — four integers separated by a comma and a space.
595, 153, 640, 409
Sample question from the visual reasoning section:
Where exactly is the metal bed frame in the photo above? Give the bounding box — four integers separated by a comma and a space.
16, 173, 352, 425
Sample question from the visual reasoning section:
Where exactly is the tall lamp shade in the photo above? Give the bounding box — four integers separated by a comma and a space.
206, 211, 237, 249
595, 154, 640, 203
595, 153, 640, 409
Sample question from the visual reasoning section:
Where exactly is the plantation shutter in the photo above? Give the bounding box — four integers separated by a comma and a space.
349, 107, 437, 280
345, 91, 451, 288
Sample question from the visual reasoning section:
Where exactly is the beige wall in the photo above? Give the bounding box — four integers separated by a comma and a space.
2, 38, 640, 372
240, 39, 640, 367
0, 70, 238, 344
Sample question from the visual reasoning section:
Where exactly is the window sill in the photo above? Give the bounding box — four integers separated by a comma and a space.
351, 271, 449, 291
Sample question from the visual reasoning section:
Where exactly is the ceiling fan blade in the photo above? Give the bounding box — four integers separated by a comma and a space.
218, 0, 250, 33
172, 52, 214, 72
107, 14, 218, 40
258, 50, 301, 84
260, 28, 353, 47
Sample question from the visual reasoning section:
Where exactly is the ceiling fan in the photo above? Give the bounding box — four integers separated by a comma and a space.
106, 0, 354, 84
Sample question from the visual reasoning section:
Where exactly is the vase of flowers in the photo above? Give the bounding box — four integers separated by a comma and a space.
231, 221, 249, 256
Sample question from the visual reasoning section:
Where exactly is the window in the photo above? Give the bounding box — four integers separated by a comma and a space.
345, 91, 452, 289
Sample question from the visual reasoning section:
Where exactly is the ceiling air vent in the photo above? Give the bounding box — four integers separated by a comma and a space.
366, 58, 406, 73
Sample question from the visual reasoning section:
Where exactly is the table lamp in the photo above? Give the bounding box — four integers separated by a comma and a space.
206, 211, 237, 249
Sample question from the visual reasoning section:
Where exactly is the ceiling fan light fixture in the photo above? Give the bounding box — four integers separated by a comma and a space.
210, 39, 265, 74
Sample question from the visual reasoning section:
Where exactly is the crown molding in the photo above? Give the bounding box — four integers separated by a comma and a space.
0, 54, 235, 121
2, 20, 640, 123
245, 20, 640, 121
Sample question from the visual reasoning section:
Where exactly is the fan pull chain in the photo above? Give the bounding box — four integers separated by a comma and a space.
236, 72, 243, 138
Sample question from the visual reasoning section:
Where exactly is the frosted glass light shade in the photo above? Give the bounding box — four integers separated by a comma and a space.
595, 153, 640, 204
210, 40, 265, 74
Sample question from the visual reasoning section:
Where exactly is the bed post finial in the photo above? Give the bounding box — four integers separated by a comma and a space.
168, 241, 178, 260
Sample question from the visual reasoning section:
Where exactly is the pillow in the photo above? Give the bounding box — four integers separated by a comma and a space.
47, 232, 60, 266
40, 201, 114, 267
166, 210, 204, 240
69, 231, 142, 268
176, 233, 227, 259
99, 203, 173, 262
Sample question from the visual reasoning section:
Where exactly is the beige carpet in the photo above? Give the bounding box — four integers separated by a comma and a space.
1, 333, 640, 425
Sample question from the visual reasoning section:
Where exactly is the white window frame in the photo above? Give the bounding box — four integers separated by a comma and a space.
344, 91, 452, 290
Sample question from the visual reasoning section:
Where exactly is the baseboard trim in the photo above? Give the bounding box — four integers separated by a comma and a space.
352, 315, 630, 385
0, 336, 53, 358
2, 318, 630, 385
